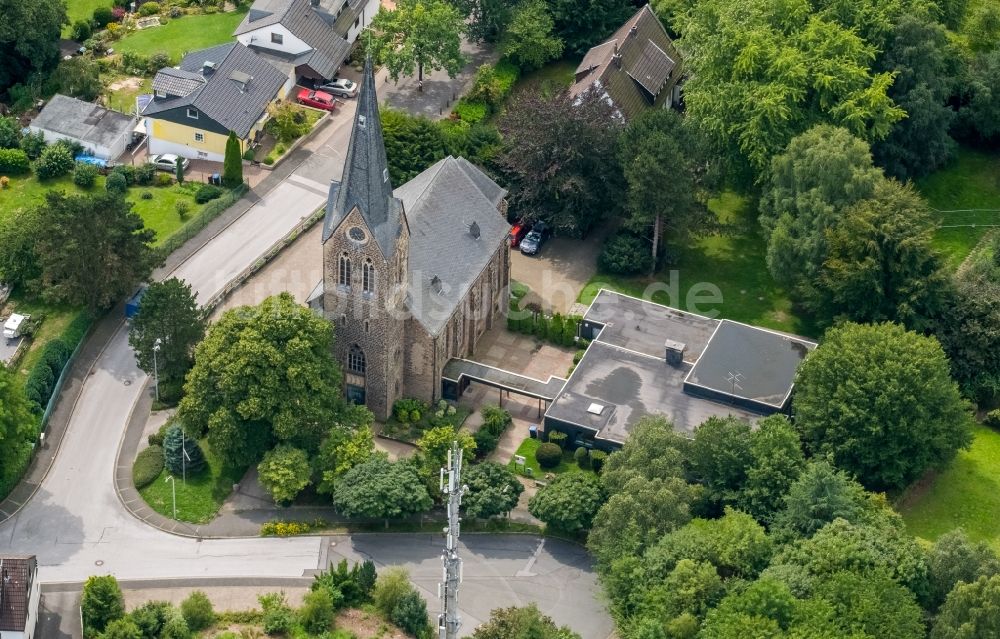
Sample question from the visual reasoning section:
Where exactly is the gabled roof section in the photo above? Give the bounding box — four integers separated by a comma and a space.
236, 0, 352, 78
0, 556, 36, 632
323, 58, 405, 259
151, 68, 206, 98
235, 0, 296, 35
569, 4, 683, 120
399, 156, 510, 336
143, 43, 288, 139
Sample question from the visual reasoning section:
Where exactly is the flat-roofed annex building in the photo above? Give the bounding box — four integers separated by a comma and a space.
544, 290, 816, 450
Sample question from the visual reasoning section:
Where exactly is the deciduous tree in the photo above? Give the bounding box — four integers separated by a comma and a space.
471, 604, 582, 639
926, 530, 1000, 611
501, 1, 564, 71
129, 278, 206, 392
931, 575, 1000, 639
333, 457, 432, 525
736, 415, 804, 522
528, 472, 604, 534
546, 0, 631, 55
257, 444, 312, 504
793, 322, 973, 491
461, 462, 523, 519
0, 365, 35, 493
0, 0, 66, 95
369, 0, 466, 83
34, 191, 155, 310
179, 293, 347, 467
81, 575, 126, 635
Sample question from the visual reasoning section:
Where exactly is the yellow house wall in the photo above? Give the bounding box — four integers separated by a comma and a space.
150, 119, 230, 155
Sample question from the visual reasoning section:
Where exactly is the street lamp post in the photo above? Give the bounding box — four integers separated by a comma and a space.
152, 338, 162, 402
164, 474, 176, 520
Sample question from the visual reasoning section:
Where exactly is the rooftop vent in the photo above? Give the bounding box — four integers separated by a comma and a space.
431, 275, 442, 293
469, 221, 480, 239
629, 25, 638, 37
229, 70, 252, 91
613, 53, 622, 69
202, 60, 217, 75
358, 114, 367, 128
665, 339, 686, 367
587, 403, 605, 415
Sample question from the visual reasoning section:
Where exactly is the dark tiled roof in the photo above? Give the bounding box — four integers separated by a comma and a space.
234, 0, 295, 35
143, 43, 287, 139
569, 4, 683, 120
324, 59, 405, 259
31, 94, 135, 150
151, 68, 206, 98
0, 556, 36, 632
397, 156, 510, 336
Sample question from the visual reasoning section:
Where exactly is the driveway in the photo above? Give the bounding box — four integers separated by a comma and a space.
510, 229, 608, 314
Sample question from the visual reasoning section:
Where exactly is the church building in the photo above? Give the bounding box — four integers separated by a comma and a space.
309, 60, 511, 420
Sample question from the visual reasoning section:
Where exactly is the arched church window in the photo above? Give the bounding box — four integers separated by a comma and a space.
339, 253, 351, 288
348, 345, 366, 375
363, 259, 375, 294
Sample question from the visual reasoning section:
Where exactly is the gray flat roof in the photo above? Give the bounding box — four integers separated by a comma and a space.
546, 340, 758, 443
31, 94, 134, 150
584, 289, 719, 360
686, 320, 815, 409
443, 358, 566, 401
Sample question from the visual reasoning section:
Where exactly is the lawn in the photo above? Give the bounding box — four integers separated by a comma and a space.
578, 192, 812, 337
917, 147, 1000, 269
1, 173, 199, 246
7, 294, 87, 378
510, 59, 578, 99
509, 437, 591, 478
114, 9, 248, 63
899, 425, 1000, 554
139, 440, 245, 524
64, 0, 113, 35
104, 75, 152, 115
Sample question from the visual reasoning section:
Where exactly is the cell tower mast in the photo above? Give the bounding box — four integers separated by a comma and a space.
438, 441, 466, 639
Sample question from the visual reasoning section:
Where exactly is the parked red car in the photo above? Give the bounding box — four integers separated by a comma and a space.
297, 88, 338, 111
509, 221, 529, 247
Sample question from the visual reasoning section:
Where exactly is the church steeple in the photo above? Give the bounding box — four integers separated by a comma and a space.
322, 57, 404, 258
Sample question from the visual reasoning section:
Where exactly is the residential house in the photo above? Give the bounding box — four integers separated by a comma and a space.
307, 60, 511, 421
569, 4, 683, 121
29, 94, 136, 161
0, 556, 39, 639
142, 42, 290, 162
234, 0, 380, 84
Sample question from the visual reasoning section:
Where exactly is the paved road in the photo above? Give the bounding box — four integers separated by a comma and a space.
0, 101, 361, 583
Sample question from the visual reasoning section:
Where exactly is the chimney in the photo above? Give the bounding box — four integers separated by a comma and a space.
664, 339, 686, 367
629, 25, 638, 37
431, 275, 442, 294
469, 221, 480, 240
613, 53, 622, 69
202, 60, 217, 75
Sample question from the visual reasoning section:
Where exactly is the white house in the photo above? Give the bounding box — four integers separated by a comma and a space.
29, 95, 136, 161
0, 556, 39, 639
233, 0, 380, 83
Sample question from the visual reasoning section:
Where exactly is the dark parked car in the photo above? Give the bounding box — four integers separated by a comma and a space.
519, 223, 548, 256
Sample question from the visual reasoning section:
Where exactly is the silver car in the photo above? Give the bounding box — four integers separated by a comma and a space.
149, 153, 191, 172
317, 78, 358, 98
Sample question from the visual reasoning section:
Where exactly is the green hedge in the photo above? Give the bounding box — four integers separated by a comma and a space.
23, 312, 92, 412
453, 99, 488, 124
508, 308, 582, 348
133, 445, 164, 489
155, 184, 247, 261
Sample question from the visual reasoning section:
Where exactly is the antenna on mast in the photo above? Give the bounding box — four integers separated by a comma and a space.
438, 441, 466, 639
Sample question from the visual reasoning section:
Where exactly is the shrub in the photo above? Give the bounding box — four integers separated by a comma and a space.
535, 442, 562, 469
155, 173, 173, 187
454, 99, 488, 124
163, 425, 206, 476
259, 592, 295, 635
140, 190, 153, 200
111, 163, 136, 185
599, 231, 655, 275
19, 131, 46, 160
242, 148, 256, 161
474, 427, 499, 458
547, 430, 568, 449
93, 6, 115, 26
179, 591, 214, 631
984, 409, 1000, 429
71, 19, 92, 42
24, 339, 71, 411
194, 184, 223, 204
482, 404, 512, 436
260, 519, 323, 536
0, 148, 30, 175
147, 421, 172, 447
373, 567, 412, 618
139, 1, 161, 16
590, 449, 607, 473
101, 618, 143, 639
135, 162, 157, 186
393, 398, 425, 423
73, 162, 98, 187
133, 445, 164, 489
129, 601, 174, 638
299, 588, 335, 634
81, 575, 125, 635
0, 176, 8, 189
160, 615, 191, 639
175, 201, 191, 220
106, 171, 128, 195
574, 446, 591, 469
390, 590, 430, 637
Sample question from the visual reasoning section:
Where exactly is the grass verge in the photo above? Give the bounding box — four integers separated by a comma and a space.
509, 437, 590, 478
139, 440, 244, 524
899, 424, 1000, 554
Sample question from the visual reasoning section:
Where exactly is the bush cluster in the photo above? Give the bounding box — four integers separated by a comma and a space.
598, 231, 655, 275
535, 442, 563, 469
0, 148, 30, 175
194, 184, 223, 204
547, 430, 568, 449
455, 61, 520, 124
105, 171, 128, 195
73, 162, 98, 188
33, 145, 74, 179
133, 444, 164, 489
507, 305, 582, 347
155, 185, 247, 260
24, 340, 70, 411
260, 519, 328, 536
475, 404, 513, 457
392, 397, 427, 423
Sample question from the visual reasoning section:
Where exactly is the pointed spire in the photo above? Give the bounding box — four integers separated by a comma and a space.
326, 57, 402, 255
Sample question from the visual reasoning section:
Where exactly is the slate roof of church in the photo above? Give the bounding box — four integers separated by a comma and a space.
569, 4, 682, 120
396, 156, 510, 336
323, 58, 405, 259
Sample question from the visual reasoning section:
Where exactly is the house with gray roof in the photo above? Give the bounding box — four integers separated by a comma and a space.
0, 556, 39, 639
234, 0, 379, 83
29, 94, 136, 160
308, 59, 511, 420
142, 42, 291, 162
570, 4, 683, 121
